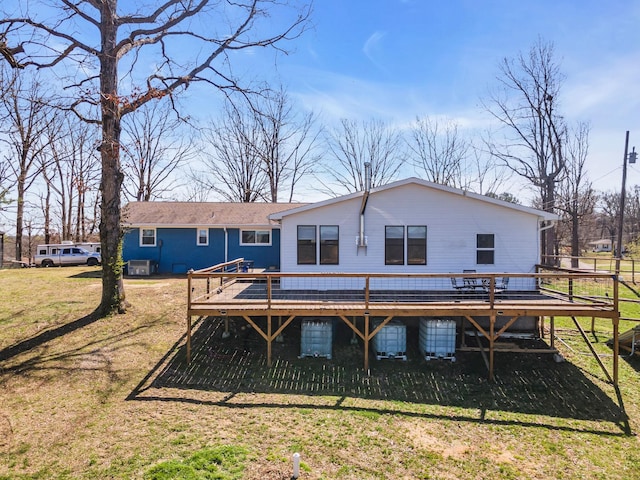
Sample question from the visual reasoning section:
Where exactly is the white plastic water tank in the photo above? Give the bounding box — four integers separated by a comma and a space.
419, 318, 456, 361
299, 318, 332, 359
372, 319, 407, 360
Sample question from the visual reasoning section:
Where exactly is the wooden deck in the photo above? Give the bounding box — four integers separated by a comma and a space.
186, 260, 621, 383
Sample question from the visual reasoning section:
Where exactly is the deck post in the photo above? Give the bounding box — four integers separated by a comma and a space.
187, 271, 192, 364
187, 315, 192, 364
461, 317, 466, 348
364, 312, 370, 372
613, 273, 620, 386
267, 313, 272, 367
489, 314, 495, 381
613, 316, 619, 386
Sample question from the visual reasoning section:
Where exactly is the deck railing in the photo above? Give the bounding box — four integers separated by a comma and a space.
187, 260, 617, 312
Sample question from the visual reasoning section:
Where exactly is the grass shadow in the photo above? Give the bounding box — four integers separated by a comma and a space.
0, 309, 102, 362
129, 317, 631, 435
68, 270, 102, 279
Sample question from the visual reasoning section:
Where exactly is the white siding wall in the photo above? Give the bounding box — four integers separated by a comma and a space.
279, 183, 541, 289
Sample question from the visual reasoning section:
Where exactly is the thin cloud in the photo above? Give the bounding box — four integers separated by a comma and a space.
362, 30, 387, 70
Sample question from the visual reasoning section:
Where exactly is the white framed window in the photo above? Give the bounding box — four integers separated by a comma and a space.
385, 226, 404, 265
320, 225, 339, 265
297, 225, 316, 265
240, 229, 271, 246
477, 233, 495, 264
140, 228, 156, 247
197, 227, 209, 246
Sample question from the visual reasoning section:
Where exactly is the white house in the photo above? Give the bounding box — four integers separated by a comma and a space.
269, 177, 559, 290
589, 239, 612, 253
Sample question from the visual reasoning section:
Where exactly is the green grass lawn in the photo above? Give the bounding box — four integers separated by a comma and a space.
0, 266, 639, 479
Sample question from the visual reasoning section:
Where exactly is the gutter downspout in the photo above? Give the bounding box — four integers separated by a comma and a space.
224, 227, 228, 263
538, 219, 556, 265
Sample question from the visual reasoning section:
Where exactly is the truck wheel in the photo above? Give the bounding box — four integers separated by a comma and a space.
42, 259, 54, 267
87, 258, 98, 267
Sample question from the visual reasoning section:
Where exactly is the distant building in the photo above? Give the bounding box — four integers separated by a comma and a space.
589, 239, 612, 253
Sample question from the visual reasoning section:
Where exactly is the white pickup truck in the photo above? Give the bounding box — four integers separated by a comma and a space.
35, 244, 101, 267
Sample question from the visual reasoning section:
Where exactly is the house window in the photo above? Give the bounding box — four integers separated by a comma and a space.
385, 226, 404, 265
241, 229, 271, 245
297, 225, 316, 264
320, 225, 339, 265
140, 228, 156, 247
407, 226, 427, 265
197, 228, 209, 246
477, 233, 495, 264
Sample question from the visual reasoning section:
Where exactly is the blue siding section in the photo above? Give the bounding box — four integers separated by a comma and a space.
122, 227, 281, 274
228, 229, 282, 270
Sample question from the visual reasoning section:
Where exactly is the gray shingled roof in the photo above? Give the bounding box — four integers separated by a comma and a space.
123, 202, 308, 227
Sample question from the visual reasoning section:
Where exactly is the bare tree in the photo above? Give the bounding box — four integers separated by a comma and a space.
41, 115, 101, 242
321, 118, 405, 195
484, 39, 567, 263
624, 185, 640, 251
0, 67, 56, 261
557, 122, 595, 266
196, 88, 320, 203
468, 136, 511, 196
196, 98, 268, 202
598, 191, 620, 246
1, 0, 310, 314
559, 123, 596, 263
408, 116, 469, 188
254, 86, 321, 202
121, 102, 194, 201
0, 157, 10, 211
0, 70, 10, 211
485, 191, 521, 204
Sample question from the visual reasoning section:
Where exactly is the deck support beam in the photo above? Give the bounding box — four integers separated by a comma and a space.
187, 315, 192, 364
613, 316, 619, 386
364, 312, 370, 372
489, 314, 495, 381
267, 313, 272, 367
571, 316, 615, 385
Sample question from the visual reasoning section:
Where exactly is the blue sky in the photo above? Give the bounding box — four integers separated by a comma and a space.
234, 0, 640, 198
1, 0, 639, 210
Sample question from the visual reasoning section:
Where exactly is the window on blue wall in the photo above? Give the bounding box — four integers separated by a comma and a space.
320, 225, 339, 265
240, 229, 271, 245
140, 228, 156, 247
197, 228, 209, 246
297, 225, 316, 264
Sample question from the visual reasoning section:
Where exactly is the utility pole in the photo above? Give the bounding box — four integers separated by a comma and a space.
616, 131, 637, 273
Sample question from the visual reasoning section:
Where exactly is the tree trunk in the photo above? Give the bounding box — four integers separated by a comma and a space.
98, 0, 126, 315
15, 177, 25, 261
571, 209, 580, 268
544, 180, 557, 266
44, 180, 51, 245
